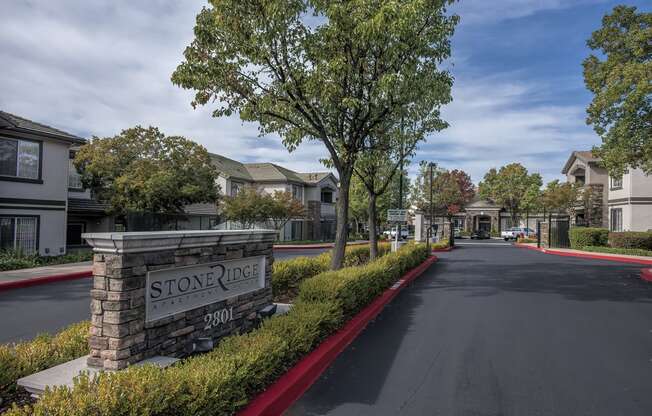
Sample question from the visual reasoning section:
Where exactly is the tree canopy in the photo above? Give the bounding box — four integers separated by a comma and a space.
584, 5, 652, 175
74, 126, 219, 215
221, 188, 305, 232
411, 162, 474, 217
172, 0, 458, 268
478, 163, 542, 223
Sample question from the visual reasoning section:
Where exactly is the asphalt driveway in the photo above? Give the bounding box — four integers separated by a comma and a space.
286, 242, 652, 416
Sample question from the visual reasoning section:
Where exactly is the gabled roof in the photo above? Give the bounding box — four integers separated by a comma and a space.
561, 150, 600, 174
0, 110, 85, 143
465, 196, 501, 210
209, 153, 253, 182
243, 163, 305, 183
297, 172, 338, 185
209, 152, 337, 186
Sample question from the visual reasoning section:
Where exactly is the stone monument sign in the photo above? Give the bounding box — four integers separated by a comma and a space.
82, 229, 277, 370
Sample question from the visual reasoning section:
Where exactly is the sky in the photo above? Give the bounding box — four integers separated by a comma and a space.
1, 0, 649, 184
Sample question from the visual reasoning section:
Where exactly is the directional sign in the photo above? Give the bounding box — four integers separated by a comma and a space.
387, 209, 408, 223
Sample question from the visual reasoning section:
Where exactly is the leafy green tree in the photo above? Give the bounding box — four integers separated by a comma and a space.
541, 180, 579, 215
267, 191, 306, 231
222, 188, 304, 232
354, 127, 420, 259
74, 126, 219, 216
349, 176, 369, 236
478, 163, 542, 226
172, 0, 458, 269
584, 5, 652, 175
520, 183, 542, 227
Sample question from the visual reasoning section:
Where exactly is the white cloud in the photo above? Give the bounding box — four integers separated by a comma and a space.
0, 0, 599, 186
453, 0, 608, 25
0, 0, 330, 172
415, 74, 598, 183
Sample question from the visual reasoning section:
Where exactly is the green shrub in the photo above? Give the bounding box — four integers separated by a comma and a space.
0, 322, 90, 400
431, 239, 450, 250
0, 250, 92, 272
271, 243, 390, 301
568, 227, 609, 249
6, 244, 429, 416
583, 245, 652, 257
608, 232, 652, 250
298, 243, 429, 318
516, 236, 537, 244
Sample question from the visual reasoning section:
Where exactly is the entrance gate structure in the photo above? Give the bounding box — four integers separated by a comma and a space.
537, 215, 570, 248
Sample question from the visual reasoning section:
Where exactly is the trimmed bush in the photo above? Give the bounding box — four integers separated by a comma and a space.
608, 232, 652, 250
272, 243, 390, 301
0, 322, 90, 400
583, 245, 652, 257
569, 227, 609, 249
432, 239, 450, 250
5, 244, 429, 416
0, 250, 93, 272
516, 237, 537, 244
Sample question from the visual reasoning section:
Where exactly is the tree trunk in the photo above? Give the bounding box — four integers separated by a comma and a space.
331, 168, 352, 270
367, 192, 378, 260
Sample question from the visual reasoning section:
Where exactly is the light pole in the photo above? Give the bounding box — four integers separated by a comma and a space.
429, 162, 434, 253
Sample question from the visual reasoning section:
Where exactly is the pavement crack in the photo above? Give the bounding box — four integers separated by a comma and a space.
398, 349, 442, 413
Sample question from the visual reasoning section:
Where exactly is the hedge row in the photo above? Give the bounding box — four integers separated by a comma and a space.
272, 243, 390, 301
0, 322, 90, 399
569, 228, 609, 249
608, 232, 652, 250
5, 243, 430, 416
0, 250, 93, 272
0, 244, 388, 406
582, 245, 652, 258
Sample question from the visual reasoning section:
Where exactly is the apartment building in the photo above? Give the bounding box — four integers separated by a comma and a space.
209, 154, 338, 241
0, 111, 105, 255
562, 150, 652, 232
0, 111, 338, 255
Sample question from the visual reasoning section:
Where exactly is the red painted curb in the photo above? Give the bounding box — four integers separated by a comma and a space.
641, 268, 652, 282
238, 255, 439, 416
0, 270, 92, 292
514, 243, 652, 265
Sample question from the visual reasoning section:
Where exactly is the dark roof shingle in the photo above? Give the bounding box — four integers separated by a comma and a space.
0, 111, 85, 143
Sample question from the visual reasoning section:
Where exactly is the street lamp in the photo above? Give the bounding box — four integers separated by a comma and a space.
429, 162, 434, 253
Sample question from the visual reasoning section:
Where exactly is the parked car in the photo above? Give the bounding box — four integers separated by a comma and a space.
501, 227, 536, 241
453, 228, 462, 238
470, 230, 491, 239
383, 228, 409, 240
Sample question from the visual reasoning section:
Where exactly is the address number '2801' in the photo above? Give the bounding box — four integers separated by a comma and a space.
204, 307, 234, 330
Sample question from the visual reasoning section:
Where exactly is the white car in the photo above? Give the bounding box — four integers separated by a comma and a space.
383, 229, 409, 239
501, 227, 535, 241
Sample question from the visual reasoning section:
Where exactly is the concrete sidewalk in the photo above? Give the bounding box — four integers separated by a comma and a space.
0, 261, 92, 284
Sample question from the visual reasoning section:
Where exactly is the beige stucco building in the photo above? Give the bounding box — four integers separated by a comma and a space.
563, 150, 652, 232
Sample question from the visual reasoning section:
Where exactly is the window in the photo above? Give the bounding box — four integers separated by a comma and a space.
292, 184, 303, 201
68, 157, 83, 189
321, 189, 333, 204
610, 208, 623, 232
0, 137, 40, 180
574, 175, 585, 186
291, 221, 303, 240
66, 222, 85, 246
230, 182, 242, 197
0, 216, 38, 254
610, 175, 623, 190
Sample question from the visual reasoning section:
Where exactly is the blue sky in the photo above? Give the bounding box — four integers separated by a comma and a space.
0, 0, 649, 184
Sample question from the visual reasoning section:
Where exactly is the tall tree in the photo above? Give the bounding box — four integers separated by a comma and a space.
354, 127, 420, 259
478, 163, 542, 226
541, 180, 580, 215
411, 162, 474, 234
172, 0, 458, 269
584, 6, 652, 175
74, 126, 219, 215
